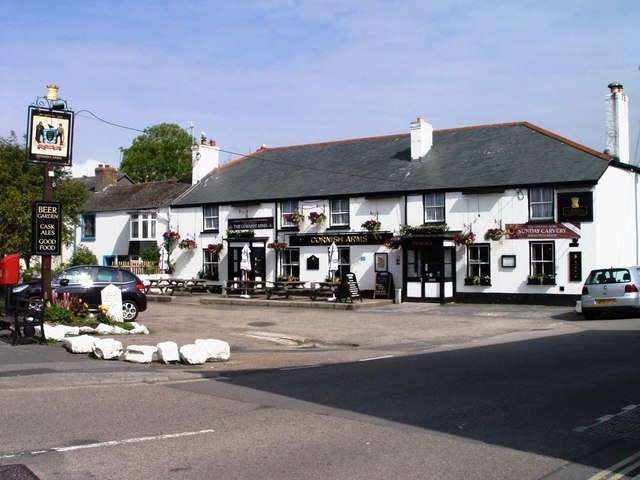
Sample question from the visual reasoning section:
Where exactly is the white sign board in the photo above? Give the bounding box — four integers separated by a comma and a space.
101, 284, 123, 322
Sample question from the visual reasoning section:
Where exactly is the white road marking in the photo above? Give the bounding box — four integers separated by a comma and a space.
359, 355, 394, 362
0, 429, 215, 459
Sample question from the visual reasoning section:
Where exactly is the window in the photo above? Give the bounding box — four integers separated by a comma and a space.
202, 250, 220, 281
281, 200, 299, 227
203, 205, 219, 231
424, 193, 445, 223
467, 244, 490, 280
130, 212, 156, 240
530, 242, 555, 276
330, 199, 349, 227
82, 213, 96, 240
281, 248, 300, 279
529, 188, 554, 220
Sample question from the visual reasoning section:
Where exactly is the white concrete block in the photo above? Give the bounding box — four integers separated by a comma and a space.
62, 335, 97, 354
179, 344, 208, 365
93, 338, 123, 360
195, 338, 231, 362
157, 341, 180, 363
123, 345, 158, 363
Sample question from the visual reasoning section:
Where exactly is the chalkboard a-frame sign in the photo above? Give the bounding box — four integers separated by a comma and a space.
341, 272, 362, 303
373, 272, 394, 299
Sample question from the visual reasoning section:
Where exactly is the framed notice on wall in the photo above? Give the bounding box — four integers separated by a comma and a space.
375, 252, 388, 272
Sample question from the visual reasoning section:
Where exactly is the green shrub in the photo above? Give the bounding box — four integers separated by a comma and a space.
45, 305, 75, 324
140, 246, 160, 263
69, 245, 98, 266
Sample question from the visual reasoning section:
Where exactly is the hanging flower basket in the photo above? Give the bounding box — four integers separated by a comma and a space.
284, 212, 304, 224
267, 242, 288, 252
179, 238, 197, 250
163, 230, 180, 243
361, 219, 382, 232
453, 232, 475, 246
384, 237, 402, 250
484, 228, 505, 241
207, 243, 224, 255
308, 211, 326, 225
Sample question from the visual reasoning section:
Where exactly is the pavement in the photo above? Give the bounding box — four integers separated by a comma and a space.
0, 293, 580, 389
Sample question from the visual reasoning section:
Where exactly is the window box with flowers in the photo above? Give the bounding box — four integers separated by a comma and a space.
384, 237, 402, 250
400, 223, 449, 236
207, 243, 224, 256
179, 238, 198, 250
308, 211, 326, 225
484, 228, 505, 241
453, 232, 475, 246
464, 275, 491, 286
527, 273, 556, 285
267, 242, 288, 252
284, 212, 305, 224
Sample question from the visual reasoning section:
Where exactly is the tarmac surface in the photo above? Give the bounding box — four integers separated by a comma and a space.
0, 293, 579, 389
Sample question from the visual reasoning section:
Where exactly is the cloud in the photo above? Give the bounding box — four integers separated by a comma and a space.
70, 159, 102, 178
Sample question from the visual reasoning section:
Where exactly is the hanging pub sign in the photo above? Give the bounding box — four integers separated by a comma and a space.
26, 106, 74, 166
557, 192, 593, 222
32, 201, 62, 256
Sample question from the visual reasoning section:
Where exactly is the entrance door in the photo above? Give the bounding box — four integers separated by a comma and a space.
405, 241, 455, 302
228, 244, 265, 281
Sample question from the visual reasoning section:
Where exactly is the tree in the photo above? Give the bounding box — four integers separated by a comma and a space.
0, 132, 87, 267
119, 123, 193, 182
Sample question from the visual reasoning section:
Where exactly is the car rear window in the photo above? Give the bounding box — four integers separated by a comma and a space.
586, 269, 631, 284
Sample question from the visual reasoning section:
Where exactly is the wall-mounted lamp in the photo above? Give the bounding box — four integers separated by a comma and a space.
569, 238, 580, 247
516, 189, 525, 201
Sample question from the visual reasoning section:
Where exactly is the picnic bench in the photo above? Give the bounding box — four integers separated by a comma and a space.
265, 281, 313, 299
145, 278, 213, 295
309, 281, 346, 301
224, 280, 268, 297
0, 298, 46, 345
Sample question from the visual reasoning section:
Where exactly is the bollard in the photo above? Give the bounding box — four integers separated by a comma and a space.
395, 288, 402, 304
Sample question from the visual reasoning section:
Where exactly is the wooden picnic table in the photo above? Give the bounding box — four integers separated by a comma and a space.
224, 280, 268, 297
145, 278, 212, 295
310, 281, 344, 301
265, 281, 310, 299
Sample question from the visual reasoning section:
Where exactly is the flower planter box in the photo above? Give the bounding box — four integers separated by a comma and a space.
527, 278, 555, 285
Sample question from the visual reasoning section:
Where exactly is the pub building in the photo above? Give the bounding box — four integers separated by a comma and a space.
169, 84, 638, 305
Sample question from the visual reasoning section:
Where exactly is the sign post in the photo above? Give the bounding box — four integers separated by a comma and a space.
27, 85, 73, 303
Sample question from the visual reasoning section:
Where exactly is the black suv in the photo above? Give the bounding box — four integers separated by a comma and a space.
11, 265, 147, 321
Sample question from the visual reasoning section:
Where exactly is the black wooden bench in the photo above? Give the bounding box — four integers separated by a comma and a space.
0, 298, 46, 345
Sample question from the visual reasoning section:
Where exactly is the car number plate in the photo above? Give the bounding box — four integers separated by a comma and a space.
595, 299, 617, 305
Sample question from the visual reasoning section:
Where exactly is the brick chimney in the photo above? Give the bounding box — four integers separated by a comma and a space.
410, 117, 433, 160
94, 164, 118, 191
604, 82, 630, 163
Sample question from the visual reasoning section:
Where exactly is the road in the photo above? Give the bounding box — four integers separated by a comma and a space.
0, 301, 639, 479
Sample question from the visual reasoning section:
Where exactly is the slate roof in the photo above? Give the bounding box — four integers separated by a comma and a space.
172, 122, 614, 207
82, 178, 192, 212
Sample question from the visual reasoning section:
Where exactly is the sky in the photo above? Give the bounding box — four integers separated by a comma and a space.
1, 1, 639, 177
